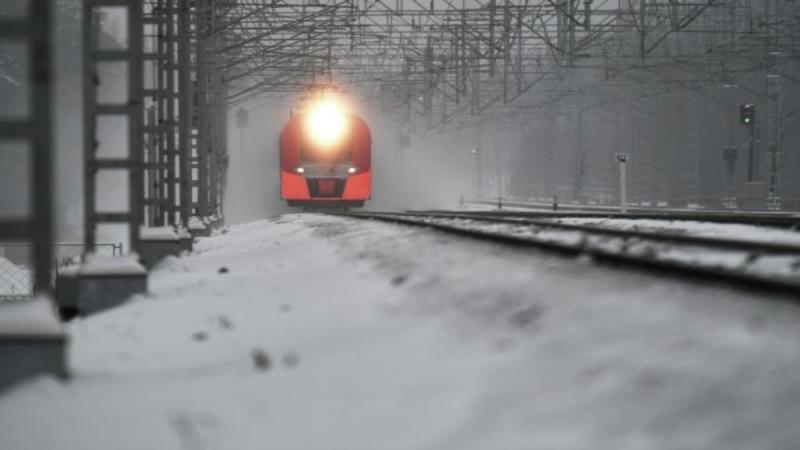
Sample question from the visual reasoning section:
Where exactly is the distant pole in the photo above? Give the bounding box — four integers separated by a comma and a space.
746, 121, 755, 182
236, 107, 248, 157
470, 147, 480, 197
741, 103, 756, 182
722, 147, 738, 209
616, 153, 629, 213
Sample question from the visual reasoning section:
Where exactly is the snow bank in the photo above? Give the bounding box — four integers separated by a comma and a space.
80, 253, 145, 276
175, 227, 192, 240
140, 226, 180, 242
187, 216, 206, 231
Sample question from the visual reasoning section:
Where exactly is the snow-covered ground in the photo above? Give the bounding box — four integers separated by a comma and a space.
2, 214, 800, 449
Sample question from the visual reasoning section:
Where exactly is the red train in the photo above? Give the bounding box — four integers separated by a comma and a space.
280, 98, 371, 208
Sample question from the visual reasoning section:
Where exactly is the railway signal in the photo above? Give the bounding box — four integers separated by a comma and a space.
740, 103, 755, 125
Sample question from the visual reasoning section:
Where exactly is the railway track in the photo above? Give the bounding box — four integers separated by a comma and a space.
339, 210, 800, 295
457, 209, 800, 230
462, 200, 800, 229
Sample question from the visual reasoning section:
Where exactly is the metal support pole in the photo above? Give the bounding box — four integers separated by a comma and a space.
82, 0, 145, 254
616, 153, 629, 213
746, 121, 755, 182
207, 4, 220, 219
145, 106, 157, 224
178, 0, 192, 225
128, 1, 145, 250
195, 0, 210, 218
165, 0, 178, 225
154, 0, 168, 226
30, 0, 54, 293
0, 1, 54, 295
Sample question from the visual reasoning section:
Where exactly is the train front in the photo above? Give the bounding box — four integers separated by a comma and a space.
280, 97, 371, 208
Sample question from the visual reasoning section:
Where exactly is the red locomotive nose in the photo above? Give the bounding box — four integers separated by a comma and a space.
279, 111, 372, 208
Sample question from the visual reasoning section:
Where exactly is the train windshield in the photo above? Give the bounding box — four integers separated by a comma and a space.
300, 143, 352, 163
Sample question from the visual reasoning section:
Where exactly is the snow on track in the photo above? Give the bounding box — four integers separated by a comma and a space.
554, 217, 800, 246
2, 213, 800, 450
388, 213, 800, 285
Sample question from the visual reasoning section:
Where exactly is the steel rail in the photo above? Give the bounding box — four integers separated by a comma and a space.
337, 211, 800, 296
401, 211, 800, 255
454, 202, 800, 229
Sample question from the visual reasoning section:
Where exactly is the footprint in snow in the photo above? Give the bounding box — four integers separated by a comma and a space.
391, 274, 408, 286
508, 304, 544, 329
217, 315, 233, 330
251, 348, 270, 371
193, 331, 208, 342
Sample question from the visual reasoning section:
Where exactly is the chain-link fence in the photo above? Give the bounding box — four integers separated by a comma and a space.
0, 256, 31, 297
0, 243, 122, 301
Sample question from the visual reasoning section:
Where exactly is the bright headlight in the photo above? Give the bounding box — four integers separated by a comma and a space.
295, 167, 305, 174
347, 167, 357, 174
306, 99, 347, 148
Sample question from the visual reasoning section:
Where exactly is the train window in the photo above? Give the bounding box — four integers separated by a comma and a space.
299, 139, 353, 163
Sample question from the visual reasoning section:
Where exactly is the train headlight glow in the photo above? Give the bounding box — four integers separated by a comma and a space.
347, 167, 357, 174
295, 167, 305, 174
306, 99, 347, 148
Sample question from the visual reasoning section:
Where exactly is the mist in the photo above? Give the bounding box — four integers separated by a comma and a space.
224, 95, 479, 221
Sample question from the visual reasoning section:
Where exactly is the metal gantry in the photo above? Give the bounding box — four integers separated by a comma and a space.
204, 0, 799, 209
144, 0, 179, 227
194, 0, 228, 222
0, 0, 54, 295
142, 0, 208, 229
81, 0, 229, 258
76, 0, 800, 231
83, 0, 144, 253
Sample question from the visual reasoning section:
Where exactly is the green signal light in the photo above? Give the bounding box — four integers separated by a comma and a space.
740, 103, 755, 125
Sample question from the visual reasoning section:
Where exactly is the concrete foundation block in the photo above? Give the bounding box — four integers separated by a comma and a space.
0, 297, 67, 392
55, 266, 80, 320
76, 273, 147, 315
67, 254, 148, 316
176, 227, 193, 252
189, 226, 210, 238
179, 236, 193, 253
139, 227, 181, 269
208, 215, 224, 229
188, 216, 210, 238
